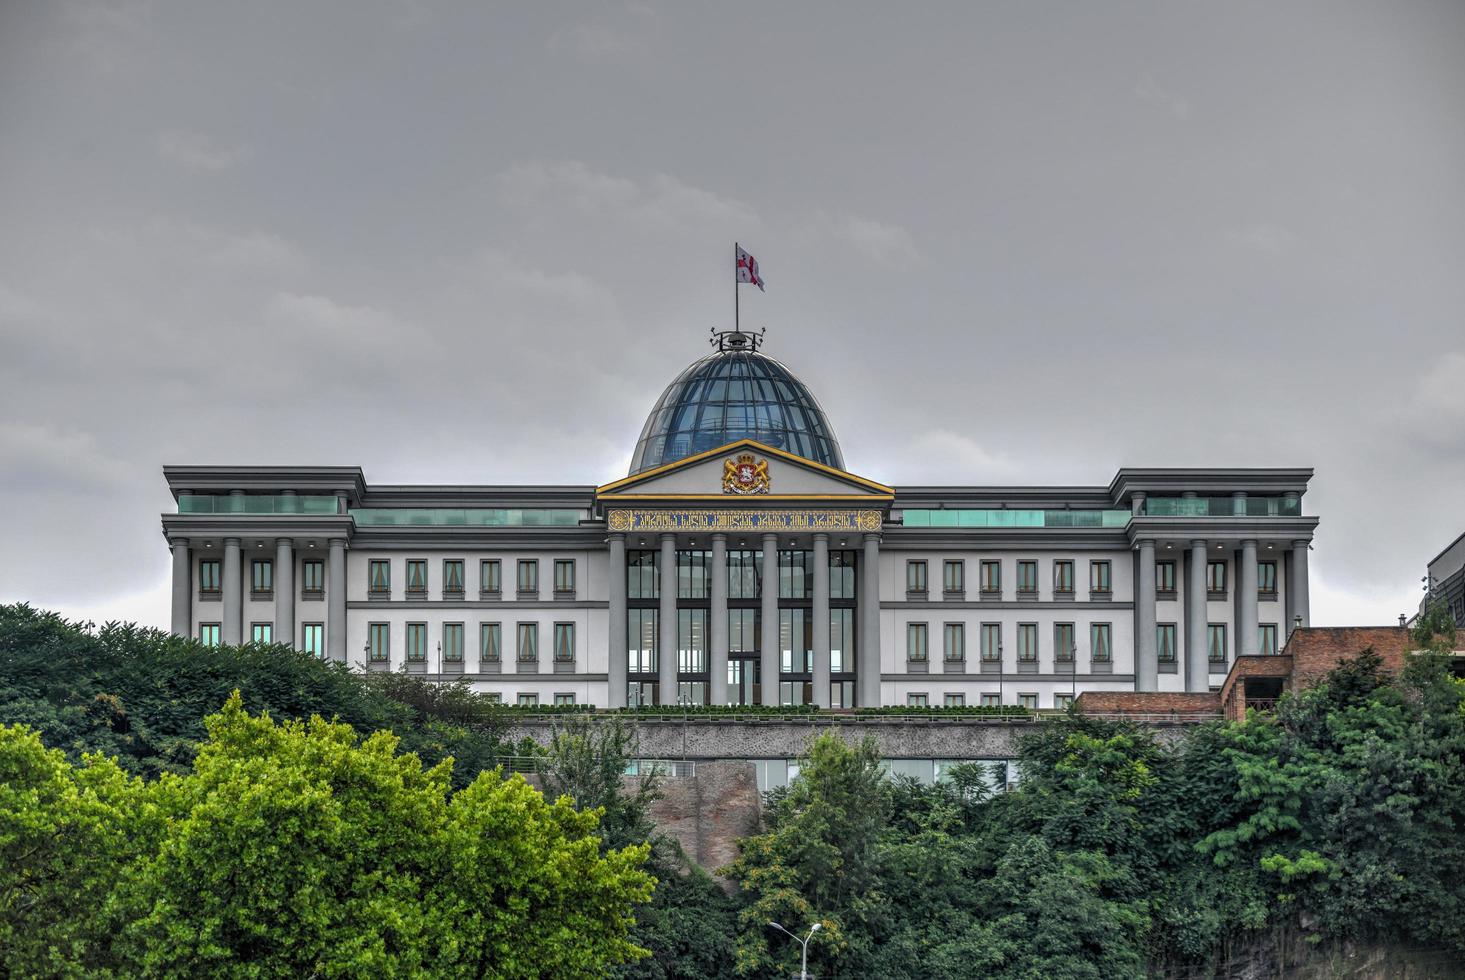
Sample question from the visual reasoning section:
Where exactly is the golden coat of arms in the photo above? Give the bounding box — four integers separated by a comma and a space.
722, 453, 770, 495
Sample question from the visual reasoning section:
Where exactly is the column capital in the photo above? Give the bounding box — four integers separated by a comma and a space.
710, 532, 727, 543
223, 536, 241, 547
275, 537, 294, 547
658, 531, 676, 543
812, 532, 830, 544
1190, 538, 1207, 548
1135, 537, 1156, 551
168, 535, 190, 548
862, 533, 881, 545
328, 537, 347, 548
1291, 539, 1311, 549
761, 531, 779, 545
1241, 538, 1259, 548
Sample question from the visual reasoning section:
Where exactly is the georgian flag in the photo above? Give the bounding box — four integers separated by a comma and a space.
735, 245, 765, 291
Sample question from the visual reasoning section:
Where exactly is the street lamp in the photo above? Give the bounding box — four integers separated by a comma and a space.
769, 921, 821, 980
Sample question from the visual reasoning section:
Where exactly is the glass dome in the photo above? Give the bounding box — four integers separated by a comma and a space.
629, 335, 844, 475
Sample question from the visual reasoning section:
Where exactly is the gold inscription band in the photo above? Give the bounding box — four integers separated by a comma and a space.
607, 509, 881, 534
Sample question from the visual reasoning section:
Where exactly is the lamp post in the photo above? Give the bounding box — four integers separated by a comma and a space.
769, 921, 821, 980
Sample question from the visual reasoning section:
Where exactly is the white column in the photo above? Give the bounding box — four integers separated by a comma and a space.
327, 538, 347, 662
275, 538, 295, 649
1289, 540, 1311, 630
812, 533, 831, 708
221, 537, 242, 646
1135, 539, 1157, 691
170, 537, 191, 637
760, 533, 780, 706
1239, 540, 1259, 657
859, 533, 882, 707
709, 533, 729, 705
607, 534, 627, 708
1186, 539, 1208, 692
658, 534, 678, 704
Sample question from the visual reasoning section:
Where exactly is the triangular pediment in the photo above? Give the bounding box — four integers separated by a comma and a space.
598, 439, 893, 501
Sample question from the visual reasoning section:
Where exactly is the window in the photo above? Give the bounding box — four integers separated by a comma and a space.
1091, 623, 1112, 662
980, 693, 1000, 707
553, 622, 575, 662
442, 623, 464, 662
907, 693, 929, 707
302, 623, 324, 658
517, 694, 539, 707
443, 560, 465, 594
906, 560, 928, 594
553, 693, 575, 706
554, 559, 576, 595
480, 623, 501, 663
943, 623, 965, 662
944, 693, 965, 707
677, 551, 710, 599
628, 550, 659, 598
302, 559, 324, 595
1017, 623, 1038, 662
368, 623, 390, 662
1018, 693, 1038, 710
1089, 560, 1112, 594
1157, 624, 1177, 663
480, 559, 502, 594
1258, 560, 1278, 596
1055, 693, 1074, 710
1207, 560, 1228, 596
199, 623, 220, 646
1207, 623, 1228, 664
517, 559, 538, 595
678, 609, 706, 673
486, 693, 503, 704
251, 559, 273, 594
830, 551, 856, 599
1054, 623, 1075, 662
943, 559, 964, 594
406, 560, 428, 595
906, 623, 929, 662
980, 560, 1001, 594
980, 624, 1001, 662
368, 560, 391, 596
628, 609, 658, 673
199, 559, 221, 594
517, 623, 538, 662
728, 608, 758, 654
1053, 559, 1075, 594
727, 550, 760, 599
1259, 623, 1278, 656
251, 623, 272, 644
780, 609, 811, 673
779, 551, 813, 599
1016, 560, 1038, 595
830, 608, 853, 673
406, 623, 427, 662
1156, 560, 1177, 595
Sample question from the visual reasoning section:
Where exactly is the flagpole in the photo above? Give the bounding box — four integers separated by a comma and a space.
734, 241, 740, 333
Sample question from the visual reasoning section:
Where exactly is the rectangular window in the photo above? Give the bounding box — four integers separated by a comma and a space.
1156, 560, 1177, 595
199, 559, 221, 593
1089, 560, 1112, 594
779, 551, 813, 600
441, 623, 464, 662
480, 623, 501, 662
676, 551, 710, 599
517, 623, 538, 662
628, 608, 658, 673
554, 559, 575, 594
480, 559, 502, 594
829, 551, 857, 599
369, 623, 390, 662
553, 693, 575, 706
517, 693, 539, 707
302, 559, 324, 594
628, 550, 659, 599
943, 559, 964, 594
443, 560, 464, 594
980, 560, 1001, 594
1157, 623, 1177, 663
980, 693, 1001, 707
906, 622, 929, 662
944, 693, 965, 707
251, 559, 273, 594
830, 608, 853, 673
980, 623, 1001, 662
1055, 693, 1074, 710
486, 693, 503, 704
907, 693, 929, 707
553, 622, 575, 663
251, 623, 272, 644
1091, 623, 1112, 662
1207, 623, 1228, 664
369, 560, 391, 596
1019, 693, 1038, 710
726, 550, 760, 599
302, 623, 324, 658
406, 623, 427, 662
781, 608, 811, 673
199, 623, 220, 646
906, 560, 928, 594
1259, 623, 1278, 656
1207, 561, 1228, 595
1054, 623, 1075, 662
678, 609, 706, 673
728, 608, 758, 654
1053, 559, 1075, 594
943, 623, 965, 662
406, 560, 427, 595
517, 559, 538, 595
1258, 561, 1278, 596
1017, 623, 1038, 662
1016, 560, 1038, 595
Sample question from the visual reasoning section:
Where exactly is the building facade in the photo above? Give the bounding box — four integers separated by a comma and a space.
161, 331, 1319, 709
1422, 531, 1465, 628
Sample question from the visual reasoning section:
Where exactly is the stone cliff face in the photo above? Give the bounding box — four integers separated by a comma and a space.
1161, 931, 1464, 979
632, 762, 761, 887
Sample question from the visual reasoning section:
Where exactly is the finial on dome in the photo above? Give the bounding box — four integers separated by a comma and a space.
708, 326, 766, 352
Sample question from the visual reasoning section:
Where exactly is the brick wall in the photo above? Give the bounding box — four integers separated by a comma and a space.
1219, 656, 1294, 721
1282, 627, 1415, 690
1074, 691, 1220, 717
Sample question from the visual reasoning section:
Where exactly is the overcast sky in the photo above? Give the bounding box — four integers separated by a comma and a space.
2, 1, 1462, 629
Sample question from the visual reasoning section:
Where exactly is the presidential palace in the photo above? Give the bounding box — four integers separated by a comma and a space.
161, 329, 1319, 710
